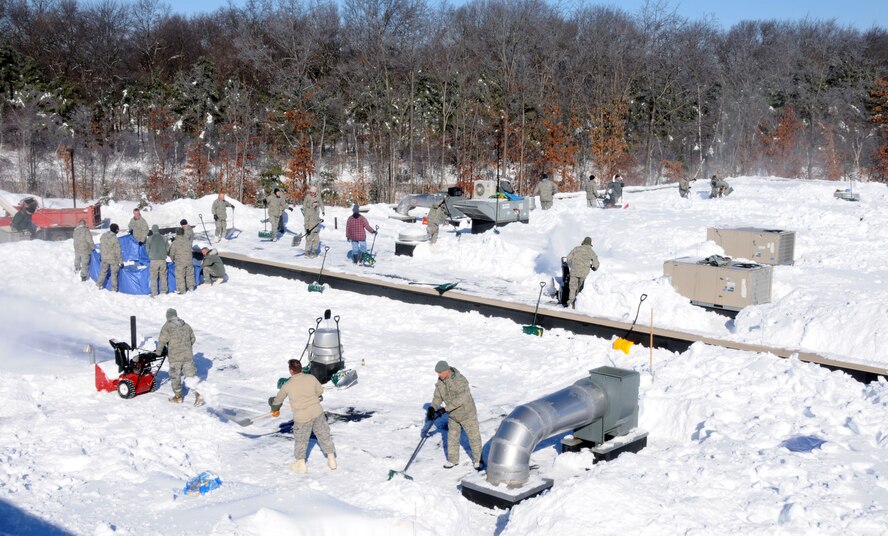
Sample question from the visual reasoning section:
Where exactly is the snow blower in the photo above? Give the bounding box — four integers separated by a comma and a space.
613, 294, 648, 354
95, 316, 166, 399
522, 281, 547, 336
308, 246, 330, 292
360, 225, 380, 267
388, 411, 442, 481
258, 201, 273, 240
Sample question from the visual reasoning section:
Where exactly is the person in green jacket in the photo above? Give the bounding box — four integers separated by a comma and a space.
200, 246, 226, 285
428, 360, 483, 470
565, 236, 600, 309
146, 224, 169, 297
96, 224, 122, 291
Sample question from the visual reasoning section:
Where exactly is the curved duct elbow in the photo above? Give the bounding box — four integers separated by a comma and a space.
486, 377, 606, 487
395, 194, 438, 216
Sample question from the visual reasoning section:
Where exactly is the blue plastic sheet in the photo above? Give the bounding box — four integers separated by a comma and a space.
89, 233, 203, 294
183, 471, 222, 495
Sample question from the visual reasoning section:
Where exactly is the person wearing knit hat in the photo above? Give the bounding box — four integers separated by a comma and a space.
427, 361, 484, 471
96, 224, 122, 292
302, 185, 324, 256
158, 308, 202, 406
179, 219, 194, 244
533, 171, 558, 210
345, 204, 376, 265
564, 236, 600, 309
265, 188, 290, 242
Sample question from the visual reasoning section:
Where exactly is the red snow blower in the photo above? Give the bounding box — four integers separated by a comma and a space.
95, 316, 166, 399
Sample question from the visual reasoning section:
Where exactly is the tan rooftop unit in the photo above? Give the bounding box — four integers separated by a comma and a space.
707, 227, 795, 265
664, 256, 773, 313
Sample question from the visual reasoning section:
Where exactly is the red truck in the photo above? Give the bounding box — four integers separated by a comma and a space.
0, 195, 102, 242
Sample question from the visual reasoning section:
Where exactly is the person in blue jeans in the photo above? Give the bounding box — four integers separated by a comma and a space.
345, 204, 376, 264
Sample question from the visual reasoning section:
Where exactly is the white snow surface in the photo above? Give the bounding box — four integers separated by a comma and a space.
1, 176, 888, 535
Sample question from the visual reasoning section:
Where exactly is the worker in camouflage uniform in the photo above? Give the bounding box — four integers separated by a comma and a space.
72, 219, 94, 281
265, 188, 290, 241
604, 174, 625, 207
178, 219, 195, 244
128, 208, 149, 244
146, 224, 169, 297
679, 176, 691, 198
532, 173, 558, 210
200, 246, 226, 285
428, 360, 483, 470
269, 359, 337, 474
211, 193, 234, 243
302, 186, 323, 257
96, 224, 122, 291
565, 237, 600, 309
169, 227, 195, 294
158, 308, 202, 406
426, 196, 447, 244
709, 175, 731, 198
584, 174, 600, 207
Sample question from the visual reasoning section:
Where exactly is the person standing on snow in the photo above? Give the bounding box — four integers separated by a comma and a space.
200, 246, 226, 285
302, 186, 324, 257
96, 223, 122, 292
211, 193, 234, 243
169, 227, 196, 294
146, 224, 169, 297
427, 360, 483, 470
584, 174, 600, 207
426, 196, 447, 244
72, 219, 95, 282
604, 174, 624, 207
709, 175, 730, 198
178, 219, 195, 245
265, 188, 290, 241
533, 173, 558, 210
128, 208, 149, 245
565, 237, 600, 309
159, 308, 202, 406
269, 359, 337, 474
679, 176, 691, 198
345, 204, 376, 265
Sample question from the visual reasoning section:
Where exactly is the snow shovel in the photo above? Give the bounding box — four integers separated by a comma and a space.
613, 293, 647, 354
388, 416, 440, 481
407, 281, 459, 295
308, 246, 330, 293
522, 281, 547, 336
258, 203, 273, 240
229, 410, 277, 427
198, 214, 213, 245
292, 220, 322, 248
225, 208, 241, 240
361, 226, 380, 267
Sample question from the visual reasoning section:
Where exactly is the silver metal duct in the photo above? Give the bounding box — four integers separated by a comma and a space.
486, 376, 606, 487
395, 194, 438, 216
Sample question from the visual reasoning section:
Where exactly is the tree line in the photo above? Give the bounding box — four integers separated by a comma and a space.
0, 0, 886, 206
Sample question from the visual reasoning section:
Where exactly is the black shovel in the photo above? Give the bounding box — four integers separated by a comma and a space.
388, 415, 440, 481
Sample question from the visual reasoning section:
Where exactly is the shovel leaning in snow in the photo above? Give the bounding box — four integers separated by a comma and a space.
225, 207, 241, 240
522, 281, 547, 336
388, 414, 441, 481
258, 202, 273, 240
308, 246, 330, 293
198, 214, 212, 245
613, 293, 647, 354
407, 281, 459, 295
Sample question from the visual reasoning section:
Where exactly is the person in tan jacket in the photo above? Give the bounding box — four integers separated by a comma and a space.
270, 359, 337, 473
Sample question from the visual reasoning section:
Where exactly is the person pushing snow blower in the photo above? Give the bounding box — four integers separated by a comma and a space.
268, 359, 337, 474
159, 308, 203, 406
427, 360, 483, 471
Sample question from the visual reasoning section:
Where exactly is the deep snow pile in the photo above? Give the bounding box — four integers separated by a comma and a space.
1, 177, 887, 535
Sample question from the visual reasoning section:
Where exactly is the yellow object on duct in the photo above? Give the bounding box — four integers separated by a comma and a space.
613, 338, 634, 354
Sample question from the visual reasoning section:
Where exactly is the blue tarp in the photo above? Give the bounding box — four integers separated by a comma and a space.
89, 233, 203, 294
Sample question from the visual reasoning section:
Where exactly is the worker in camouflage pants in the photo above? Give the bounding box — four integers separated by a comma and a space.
211, 193, 234, 242
533, 173, 558, 210
427, 197, 447, 244
270, 359, 337, 473
158, 308, 202, 406
565, 236, 600, 309
72, 219, 94, 281
265, 188, 289, 241
96, 224, 122, 291
428, 360, 483, 470
302, 186, 324, 257
584, 174, 600, 207
146, 224, 169, 296
128, 208, 149, 244
169, 227, 195, 293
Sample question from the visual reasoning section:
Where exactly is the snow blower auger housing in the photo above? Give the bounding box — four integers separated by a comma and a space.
95, 315, 166, 399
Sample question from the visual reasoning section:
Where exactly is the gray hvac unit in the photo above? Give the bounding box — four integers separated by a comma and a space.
834, 189, 860, 202
664, 256, 773, 312
707, 227, 795, 265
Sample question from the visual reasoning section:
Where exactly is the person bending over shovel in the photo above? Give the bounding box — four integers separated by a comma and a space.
269, 359, 337, 473
427, 360, 483, 470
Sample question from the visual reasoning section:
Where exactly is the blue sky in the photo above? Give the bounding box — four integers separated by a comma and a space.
169, 0, 886, 30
